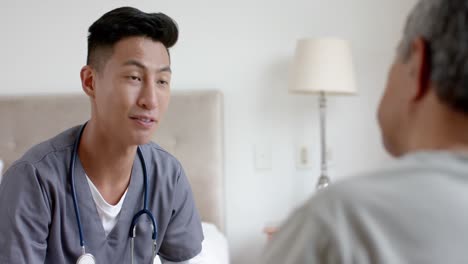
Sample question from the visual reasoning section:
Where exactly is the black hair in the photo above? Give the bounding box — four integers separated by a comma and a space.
86, 7, 178, 70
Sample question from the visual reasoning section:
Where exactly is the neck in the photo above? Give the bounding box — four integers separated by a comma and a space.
78, 119, 137, 204
406, 103, 468, 154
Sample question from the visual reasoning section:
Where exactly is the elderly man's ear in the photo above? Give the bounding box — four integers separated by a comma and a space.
407, 37, 431, 102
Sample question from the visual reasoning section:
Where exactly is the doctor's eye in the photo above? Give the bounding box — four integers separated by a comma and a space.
127, 76, 142, 82
157, 80, 169, 86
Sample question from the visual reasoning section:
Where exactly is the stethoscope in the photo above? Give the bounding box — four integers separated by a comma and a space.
70, 123, 158, 264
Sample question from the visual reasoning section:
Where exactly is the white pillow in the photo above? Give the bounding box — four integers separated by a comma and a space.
154, 222, 229, 264
199, 222, 229, 263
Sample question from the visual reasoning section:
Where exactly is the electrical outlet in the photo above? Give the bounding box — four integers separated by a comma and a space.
296, 145, 313, 169
326, 147, 332, 162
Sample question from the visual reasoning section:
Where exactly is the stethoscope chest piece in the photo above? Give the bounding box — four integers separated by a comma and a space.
77, 253, 96, 264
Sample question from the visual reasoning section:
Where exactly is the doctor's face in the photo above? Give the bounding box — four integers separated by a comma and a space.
89, 37, 172, 146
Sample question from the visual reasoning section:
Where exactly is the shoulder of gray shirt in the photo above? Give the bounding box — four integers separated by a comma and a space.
301, 151, 468, 219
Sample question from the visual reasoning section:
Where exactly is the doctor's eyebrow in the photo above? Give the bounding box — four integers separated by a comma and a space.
122, 59, 172, 73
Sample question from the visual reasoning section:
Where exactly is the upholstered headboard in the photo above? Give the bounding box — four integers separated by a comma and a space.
0, 90, 225, 232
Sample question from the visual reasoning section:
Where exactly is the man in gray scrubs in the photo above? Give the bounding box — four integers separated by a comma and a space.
262, 0, 468, 263
0, 7, 203, 263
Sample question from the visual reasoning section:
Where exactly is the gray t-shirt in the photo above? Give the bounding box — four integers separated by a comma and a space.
0, 126, 203, 263
262, 151, 468, 264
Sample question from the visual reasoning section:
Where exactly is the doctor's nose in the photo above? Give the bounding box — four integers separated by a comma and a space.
137, 82, 159, 110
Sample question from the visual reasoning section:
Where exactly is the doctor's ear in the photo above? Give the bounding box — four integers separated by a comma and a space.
80, 65, 96, 98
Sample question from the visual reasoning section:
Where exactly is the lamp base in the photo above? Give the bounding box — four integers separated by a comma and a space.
316, 175, 331, 190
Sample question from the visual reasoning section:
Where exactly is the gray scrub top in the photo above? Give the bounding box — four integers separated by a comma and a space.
0, 125, 204, 263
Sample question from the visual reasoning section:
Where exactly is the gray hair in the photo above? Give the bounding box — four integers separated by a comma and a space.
399, 0, 468, 114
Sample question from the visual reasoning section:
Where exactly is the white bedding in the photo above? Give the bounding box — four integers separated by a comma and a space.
154, 222, 229, 264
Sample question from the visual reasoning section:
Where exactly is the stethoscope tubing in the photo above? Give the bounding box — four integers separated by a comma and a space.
70, 122, 158, 259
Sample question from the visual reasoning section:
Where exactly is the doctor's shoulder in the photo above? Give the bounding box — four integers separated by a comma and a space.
2, 126, 78, 186
143, 141, 186, 182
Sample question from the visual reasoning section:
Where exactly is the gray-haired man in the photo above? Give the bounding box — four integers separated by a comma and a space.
262, 0, 468, 263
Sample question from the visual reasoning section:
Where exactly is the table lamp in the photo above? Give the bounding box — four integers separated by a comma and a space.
289, 38, 357, 190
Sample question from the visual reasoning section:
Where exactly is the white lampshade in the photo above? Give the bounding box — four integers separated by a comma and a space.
289, 38, 357, 94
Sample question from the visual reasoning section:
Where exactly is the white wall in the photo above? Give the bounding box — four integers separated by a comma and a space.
0, 0, 417, 263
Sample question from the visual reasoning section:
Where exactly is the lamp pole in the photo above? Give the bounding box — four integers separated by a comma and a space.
316, 91, 330, 190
